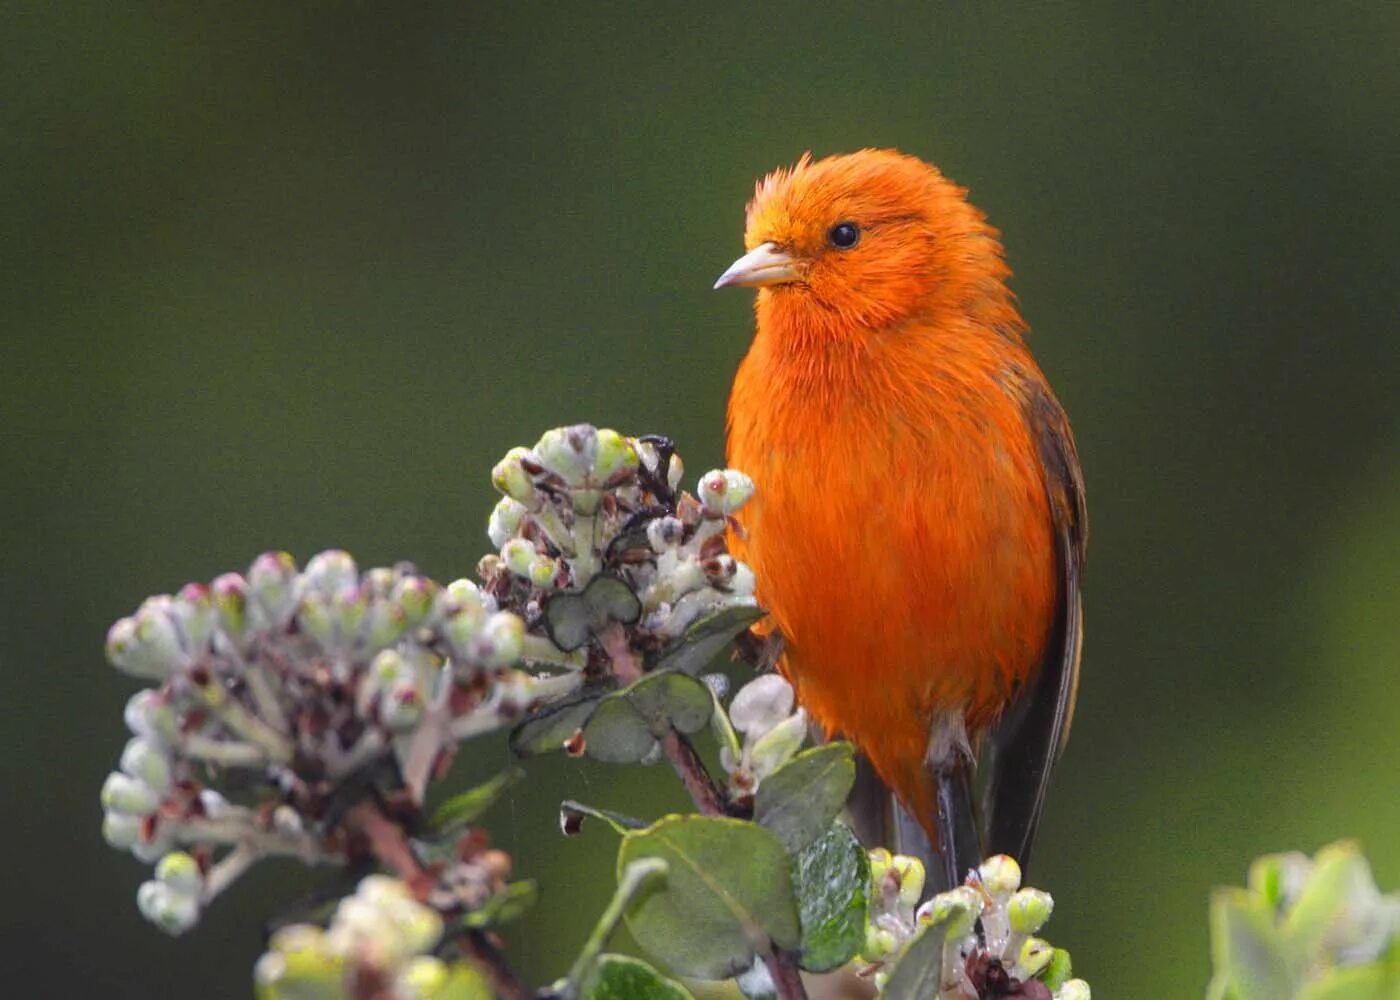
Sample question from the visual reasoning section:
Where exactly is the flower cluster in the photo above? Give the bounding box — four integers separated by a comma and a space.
99, 550, 574, 934
253, 874, 480, 1000
483, 426, 757, 652
863, 853, 1090, 999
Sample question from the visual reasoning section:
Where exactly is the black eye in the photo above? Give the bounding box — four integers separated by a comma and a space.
828, 221, 860, 250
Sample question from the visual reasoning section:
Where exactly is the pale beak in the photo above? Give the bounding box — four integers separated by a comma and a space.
713, 241, 802, 289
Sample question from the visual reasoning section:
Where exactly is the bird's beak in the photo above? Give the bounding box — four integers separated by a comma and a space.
713, 242, 802, 289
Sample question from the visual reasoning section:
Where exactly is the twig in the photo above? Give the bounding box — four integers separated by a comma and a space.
461, 929, 532, 1000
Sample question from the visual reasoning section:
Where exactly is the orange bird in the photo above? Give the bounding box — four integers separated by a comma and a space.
717, 150, 1086, 885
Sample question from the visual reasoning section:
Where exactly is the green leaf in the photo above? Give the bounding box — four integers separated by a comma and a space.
560, 799, 648, 836
544, 576, 641, 651
508, 688, 608, 756
569, 859, 672, 989
754, 743, 856, 853
459, 880, 538, 929
620, 814, 801, 979
1210, 888, 1292, 1000
881, 910, 957, 999
581, 954, 694, 1000
427, 767, 522, 835
648, 605, 766, 675
583, 671, 713, 764
792, 822, 869, 972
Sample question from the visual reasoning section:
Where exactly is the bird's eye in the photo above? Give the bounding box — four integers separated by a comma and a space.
828, 222, 860, 250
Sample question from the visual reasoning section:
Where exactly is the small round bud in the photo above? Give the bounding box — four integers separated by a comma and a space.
1007, 888, 1054, 934
392, 574, 438, 628
861, 925, 899, 962
255, 926, 341, 994
106, 606, 181, 680
1057, 979, 1091, 1000
124, 689, 181, 746
534, 425, 597, 486
748, 708, 808, 780
527, 555, 559, 589
919, 886, 982, 936
728, 674, 795, 735
137, 880, 200, 935
381, 677, 424, 732
593, 428, 638, 482
647, 515, 685, 552
980, 854, 1023, 897
492, 447, 537, 504
296, 592, 336, 649
728, 562, 757, 597
101, 772, 161, 816
488, 497, 528, 548
365, 599, 408, 649
210, 572, 250, 644
501, 538, 538, 579
174, 583, 218, 653
102, 811, 142, 850
155, 851, 204, 895
302, 549, 357, 596
893, 855, 927, 909
247, 550, 299, 623
396, 956, 451, 998
699, 469, 755, 516
1016, 937, 1054, 979
356, 874, 411, 906
868, 848, 894, 887
480, 612, 525, 668
120, 738, 172, 793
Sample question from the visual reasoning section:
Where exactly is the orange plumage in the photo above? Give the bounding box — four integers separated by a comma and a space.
718, 150, 1086, 876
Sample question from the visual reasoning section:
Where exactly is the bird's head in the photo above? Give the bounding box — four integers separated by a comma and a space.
716, 149, 1016, 335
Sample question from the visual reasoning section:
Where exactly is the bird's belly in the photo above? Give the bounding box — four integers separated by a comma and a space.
736, 424, 1056, 749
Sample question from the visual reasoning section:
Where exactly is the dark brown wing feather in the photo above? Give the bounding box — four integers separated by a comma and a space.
983, 373, 1087, 869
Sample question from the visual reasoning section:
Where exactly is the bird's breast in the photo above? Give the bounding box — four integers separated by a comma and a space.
726, 326, 1057, 742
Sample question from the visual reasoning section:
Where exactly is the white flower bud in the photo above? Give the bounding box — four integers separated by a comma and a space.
728, 674, 795, 735
1007, 888, 1054, 934
120, 738, 172, 793
106, 602, 184, 680
302, 549, 357, 596
892, 854, 927, 909
210, 572, 250, 645
980, 854, 1023, 898
728, 562, 757, 597
296, 592, 336, 648
488, 497, 528, 548
698, 469, 755, 516
534, 425, 597, 486
917, 886, 983, 936
155, 851, 204, 896
1057, 979, 1091, 1000
491, 447, 537, 504
748, 708, 808, 781
380, 676, 424, 732
365, 599, 408, 649
247, 550, 299, 624
479, 612, 525, 668
101, 772, 161, 816
392, 574, 437, 628
124, 689, 181, 746
137, 880, 200, 935
647, 516, 685, 552
1016, 937, 1054, 979
396, 956, 450, 998
501, 538, 539, 578
592, 428, 638, 482
174, 583, 218, 653
102, 811, 142, 850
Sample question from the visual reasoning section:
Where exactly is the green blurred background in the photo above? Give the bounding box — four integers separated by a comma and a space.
4, 2, 1399, 995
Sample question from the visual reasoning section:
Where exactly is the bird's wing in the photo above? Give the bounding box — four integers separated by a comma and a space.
983, 371, 1087, 869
